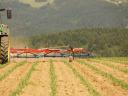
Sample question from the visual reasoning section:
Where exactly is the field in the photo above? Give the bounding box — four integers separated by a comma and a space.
0, 57, 128, 96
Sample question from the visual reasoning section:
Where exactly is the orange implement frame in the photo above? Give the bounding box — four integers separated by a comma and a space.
10, 48, 91, 57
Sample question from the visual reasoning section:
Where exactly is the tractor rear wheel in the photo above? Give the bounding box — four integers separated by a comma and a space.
0, 37, 9, 64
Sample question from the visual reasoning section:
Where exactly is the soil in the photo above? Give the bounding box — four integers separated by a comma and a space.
21, 61, 51, 96
0, 59, 24, 74
54, 61, 90, 96
85, 60, 128, 83
0, 62, 32, 96
72, 61, 128, 96
0, 58, 128, 96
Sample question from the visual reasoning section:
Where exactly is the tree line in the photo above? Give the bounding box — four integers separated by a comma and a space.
28, 28, 128, 57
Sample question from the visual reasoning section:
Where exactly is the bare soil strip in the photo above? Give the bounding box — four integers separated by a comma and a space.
55, 61, 90, 96
0, 62, 32, 96
72, 61, 128, 96
20, 62, 51, 96
84, 60, 128, 83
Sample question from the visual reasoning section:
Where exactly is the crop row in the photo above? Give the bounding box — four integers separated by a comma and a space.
63, 60, 101, 96
0, 61, 27, 81
90, 59, 128, 74
95, 58, 128, 65
49, 60, 57, 96
10, 61, 40, 96
78, 60, 128, 90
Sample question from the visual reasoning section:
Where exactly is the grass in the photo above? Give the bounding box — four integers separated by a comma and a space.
0, 60, 18, 68
63, 60, 101, 96
49, 60, 57, 96
0, 61, 27, 81
102, 62, 128, 74
78, 60, 128, 90
90, 59, 128, 74
110, 60, 128, 65
10, 61, 40, 96
96, 57, 128, 65
0, 63, 9, 68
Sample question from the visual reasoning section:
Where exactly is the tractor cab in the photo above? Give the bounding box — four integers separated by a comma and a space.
0, 24, 9, 35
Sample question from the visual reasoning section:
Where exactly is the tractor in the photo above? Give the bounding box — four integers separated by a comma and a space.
0, 8, 12, 64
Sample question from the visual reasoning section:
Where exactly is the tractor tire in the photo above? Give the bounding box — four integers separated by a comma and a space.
0, 37, 9, 64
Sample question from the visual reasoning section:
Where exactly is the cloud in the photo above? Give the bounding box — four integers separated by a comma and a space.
19, 0, 55, 8
105, 0, 128, 5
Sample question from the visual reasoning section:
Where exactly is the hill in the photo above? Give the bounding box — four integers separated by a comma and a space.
0, 0, 128, 36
